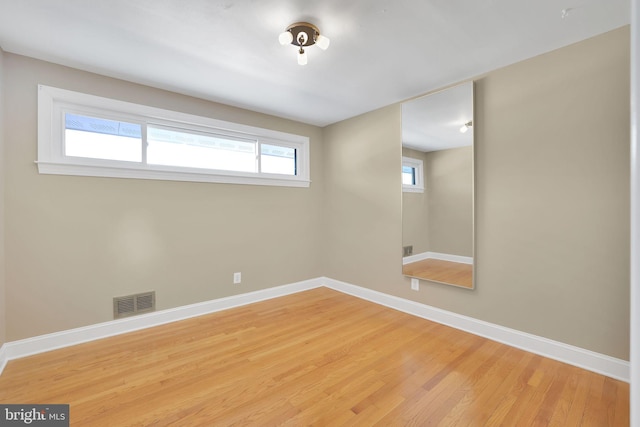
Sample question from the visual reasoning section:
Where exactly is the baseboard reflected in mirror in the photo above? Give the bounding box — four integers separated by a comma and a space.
402, 255, 473, 289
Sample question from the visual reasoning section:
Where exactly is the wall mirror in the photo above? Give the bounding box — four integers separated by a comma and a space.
401, 81, 474, 289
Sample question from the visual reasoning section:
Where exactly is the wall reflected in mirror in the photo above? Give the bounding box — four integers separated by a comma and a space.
401, 81, 474, 289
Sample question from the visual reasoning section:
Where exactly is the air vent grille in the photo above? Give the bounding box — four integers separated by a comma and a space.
113, 291, 155, 319
136, 293, 154, 311
116, 297, 135, 315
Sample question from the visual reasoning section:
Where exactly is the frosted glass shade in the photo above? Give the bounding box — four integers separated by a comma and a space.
297, 50, 308, 65
279, 31, 293, 45
316, 34, 330, 50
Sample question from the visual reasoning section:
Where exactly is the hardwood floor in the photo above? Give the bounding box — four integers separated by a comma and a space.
403, 258, 473, 289
0, 288, 628, 426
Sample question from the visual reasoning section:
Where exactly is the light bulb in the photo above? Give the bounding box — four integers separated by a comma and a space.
297, 31, 308, 46
315, 34, 330, 50
460, 125, 468, 133
279, 31, 293, 45
297, 49, 308, 65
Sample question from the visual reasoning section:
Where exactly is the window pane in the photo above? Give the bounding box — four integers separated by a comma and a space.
402, 165, 416, 185
147, 127, 257, 172
260, 144, 296, 175
65, 113, 142, 162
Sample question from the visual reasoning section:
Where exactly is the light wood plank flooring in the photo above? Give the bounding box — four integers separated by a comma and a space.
403, 258, 473, 289
0, 288, 628, 426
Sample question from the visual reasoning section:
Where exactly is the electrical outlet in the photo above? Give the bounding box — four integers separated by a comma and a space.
411, 278, 419, 291
233, 272, 241, 284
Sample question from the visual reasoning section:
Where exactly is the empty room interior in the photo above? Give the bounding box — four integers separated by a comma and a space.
0, 1, 638, 425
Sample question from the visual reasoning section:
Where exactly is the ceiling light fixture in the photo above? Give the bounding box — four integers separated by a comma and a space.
460, 121, 473, 133
279, 22, 330, 65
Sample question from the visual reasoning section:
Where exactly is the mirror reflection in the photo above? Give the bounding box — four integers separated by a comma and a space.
401, 81, 474, 289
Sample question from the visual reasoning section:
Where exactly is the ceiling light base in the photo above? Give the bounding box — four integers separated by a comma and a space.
279, 22, 329, 65
285, 22, 320, 47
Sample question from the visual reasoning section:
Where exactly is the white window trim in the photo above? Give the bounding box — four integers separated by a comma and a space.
37, 85, 310, 187
402, 156, 424, 193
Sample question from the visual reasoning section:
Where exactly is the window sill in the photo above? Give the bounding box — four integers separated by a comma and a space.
402, 186, 425, 193
35, 161, 311, 188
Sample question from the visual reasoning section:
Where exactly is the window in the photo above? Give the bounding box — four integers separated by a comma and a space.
65, 113, 142, 162
38, 85, 310, 187
402, 165, 416, 186
402, 156, 424, 192
145, 125, 257, 172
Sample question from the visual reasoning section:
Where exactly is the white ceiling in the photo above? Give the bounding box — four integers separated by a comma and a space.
0, 0, 630, 127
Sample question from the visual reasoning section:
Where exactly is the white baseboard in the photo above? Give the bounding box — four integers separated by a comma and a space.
402, 251, 430, 264
427, 252, 473, 264
403, 251, 473, 265
0, 278, 323, 374
0, 276, 629, 383
0, 345, 7, 376
321, 277, 630, 382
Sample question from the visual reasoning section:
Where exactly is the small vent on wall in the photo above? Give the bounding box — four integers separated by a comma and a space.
113, 291, 155, 319
403, 245, 413, 257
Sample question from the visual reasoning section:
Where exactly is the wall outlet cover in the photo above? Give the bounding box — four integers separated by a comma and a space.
411, 278, 419, 291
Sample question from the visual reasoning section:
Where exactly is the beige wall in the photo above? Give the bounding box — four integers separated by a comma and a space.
402, 147, 429, 254
3, 53, 324, 341
425, 146, 473, 257
0, 47, 5, 345
402, 145, 473, 257
0, 27, 631, 362
324, 27, 630, 360
323, 104, 403, 285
